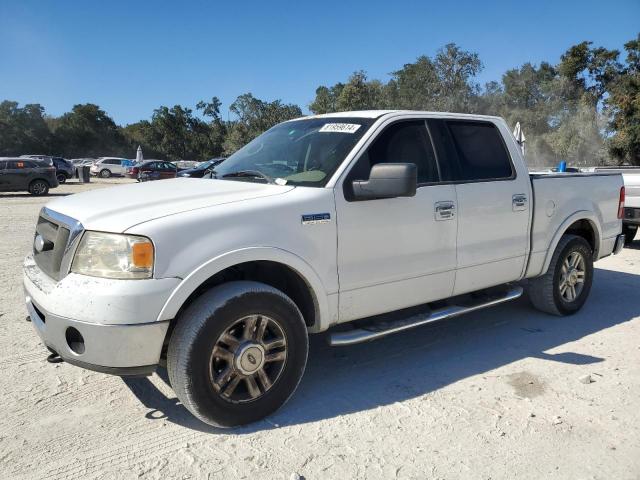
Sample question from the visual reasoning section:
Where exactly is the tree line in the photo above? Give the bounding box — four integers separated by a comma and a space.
1, 34, 638, 167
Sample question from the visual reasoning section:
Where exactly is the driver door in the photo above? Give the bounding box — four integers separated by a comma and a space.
335, 119, 458, 322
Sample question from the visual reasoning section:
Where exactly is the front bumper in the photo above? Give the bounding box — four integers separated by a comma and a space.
23, 255, 178, 376
26, 296, 168, 376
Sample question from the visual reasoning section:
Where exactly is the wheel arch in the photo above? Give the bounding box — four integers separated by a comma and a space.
157, 247, 331, 333
540, 211, 601, 275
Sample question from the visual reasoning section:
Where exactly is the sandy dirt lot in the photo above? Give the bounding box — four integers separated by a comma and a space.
1, 178, 639, 479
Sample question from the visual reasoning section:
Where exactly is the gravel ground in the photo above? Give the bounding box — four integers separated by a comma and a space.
1, 178, 639, 480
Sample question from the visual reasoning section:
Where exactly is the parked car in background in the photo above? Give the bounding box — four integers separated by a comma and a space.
70, 158, 96, 166
21, 155, 75, 184
584, 166, 640, 245
126, 160, 178, 181
177, 158, 225, 178
90, 157, 128, 178
0, 157, 58, 195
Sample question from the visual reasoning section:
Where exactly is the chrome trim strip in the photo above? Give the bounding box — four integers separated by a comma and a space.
39, 207, 85, 279
329, 286, 523, 346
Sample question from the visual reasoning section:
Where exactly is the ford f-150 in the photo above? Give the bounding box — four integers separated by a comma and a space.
23, 110, 626, 426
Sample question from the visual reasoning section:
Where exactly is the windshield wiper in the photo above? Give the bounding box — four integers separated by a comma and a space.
221, 170, 275, 184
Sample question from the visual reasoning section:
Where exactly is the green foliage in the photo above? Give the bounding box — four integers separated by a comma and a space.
223, 93, 302, 154
606, 35, 640, 165
1, 35, 639, 166
0, 101, 52, 155
51, 103, 129, 157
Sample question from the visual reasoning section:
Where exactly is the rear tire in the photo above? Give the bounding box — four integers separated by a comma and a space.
28, 180, 49, 196
100, 169, 111, 178
623, 224, 637, 246
528, 234, 593, 316
167, 281, 308, 427
56, 173, 67, 184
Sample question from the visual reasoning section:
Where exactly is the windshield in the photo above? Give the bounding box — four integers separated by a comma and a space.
212, 117, 374, 187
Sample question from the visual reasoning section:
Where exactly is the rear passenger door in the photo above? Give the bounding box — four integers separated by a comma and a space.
428, 119, 530, 295
4, 160, 32, 189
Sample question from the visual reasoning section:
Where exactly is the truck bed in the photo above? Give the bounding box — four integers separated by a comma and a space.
525, 171, 623, 278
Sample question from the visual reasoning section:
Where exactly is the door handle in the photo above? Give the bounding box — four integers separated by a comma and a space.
435, 201, 456, 221
512, 194, 528, 211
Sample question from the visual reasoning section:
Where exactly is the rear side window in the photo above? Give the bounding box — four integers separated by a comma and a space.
6, 160, 36, 169
446, 121, 513, 181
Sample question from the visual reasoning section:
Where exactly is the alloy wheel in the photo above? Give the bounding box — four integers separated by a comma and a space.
559, 251, 586, 302
209, 315, 287, 403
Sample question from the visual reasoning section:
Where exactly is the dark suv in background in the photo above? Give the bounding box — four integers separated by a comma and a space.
0, 157, 59, 195
21, 155, 75, 183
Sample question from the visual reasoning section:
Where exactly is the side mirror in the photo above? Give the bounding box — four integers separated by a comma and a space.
352, 163, 417, 200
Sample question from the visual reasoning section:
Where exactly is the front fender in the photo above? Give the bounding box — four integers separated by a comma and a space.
156, 247, 333, 332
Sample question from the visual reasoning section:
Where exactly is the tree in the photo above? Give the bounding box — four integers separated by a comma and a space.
607, 34, 640, 165
0, 101, 52, 155
223, 93, 302, 154
309, 84, 344, 114
433, 43, 483, 112
52, 103, 128, 157
335, 71, 385, 111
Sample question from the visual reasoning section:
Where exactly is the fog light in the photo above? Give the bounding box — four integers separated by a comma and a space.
65, 327, 85, 355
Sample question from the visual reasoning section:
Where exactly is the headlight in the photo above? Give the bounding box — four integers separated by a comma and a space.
71, 231, 154, 279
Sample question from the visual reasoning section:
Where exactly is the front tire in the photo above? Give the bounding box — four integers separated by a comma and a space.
528, 234, 593, 316
99, 169, 111, 178
623, 224, 637, 246
56, 173, 67, 184
167, 281, 308, 427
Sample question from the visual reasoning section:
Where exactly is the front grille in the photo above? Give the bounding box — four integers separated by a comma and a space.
33, 209, 82, 281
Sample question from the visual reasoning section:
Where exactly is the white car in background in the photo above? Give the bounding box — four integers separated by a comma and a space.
90, 157, 129, 178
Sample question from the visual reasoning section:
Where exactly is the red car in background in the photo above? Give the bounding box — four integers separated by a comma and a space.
126, 160, 178, 182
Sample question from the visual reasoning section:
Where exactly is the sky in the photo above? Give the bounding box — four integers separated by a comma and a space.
1, 0, 639, 125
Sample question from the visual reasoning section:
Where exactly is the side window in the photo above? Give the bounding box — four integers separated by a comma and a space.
445, 121, 513, 181
354, 120, 439, 185
0, 161, 7, 170
6, 160, 27, 169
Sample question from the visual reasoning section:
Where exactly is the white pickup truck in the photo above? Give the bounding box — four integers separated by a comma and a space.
24, 111, 626, 427
583, 166, 640, 245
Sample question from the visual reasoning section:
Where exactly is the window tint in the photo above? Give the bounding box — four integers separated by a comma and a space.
6, 160, 36, 169
0, 161, 6, 170
356, 120, 439, 185
446, 121, 513, 181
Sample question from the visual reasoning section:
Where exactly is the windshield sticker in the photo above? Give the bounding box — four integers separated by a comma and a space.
319, 123, 361, 134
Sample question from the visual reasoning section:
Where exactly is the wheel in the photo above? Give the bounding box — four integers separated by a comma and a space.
623, 224, 637, 246
167, 281, 308, 427
56, 173, 67, 184
528, 234, 593, 316
100, 169, 111, 178
28, 180, 49, 196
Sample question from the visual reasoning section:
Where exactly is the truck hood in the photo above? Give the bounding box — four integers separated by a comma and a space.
45, 178, 295, 232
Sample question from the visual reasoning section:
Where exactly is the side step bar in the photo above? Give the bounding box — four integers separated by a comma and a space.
329, 286, 523, 346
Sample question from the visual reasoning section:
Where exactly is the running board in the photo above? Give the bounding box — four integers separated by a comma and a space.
329, 286, 523, 346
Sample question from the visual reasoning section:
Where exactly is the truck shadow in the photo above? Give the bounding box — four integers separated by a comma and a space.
123, 266, 639, 434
